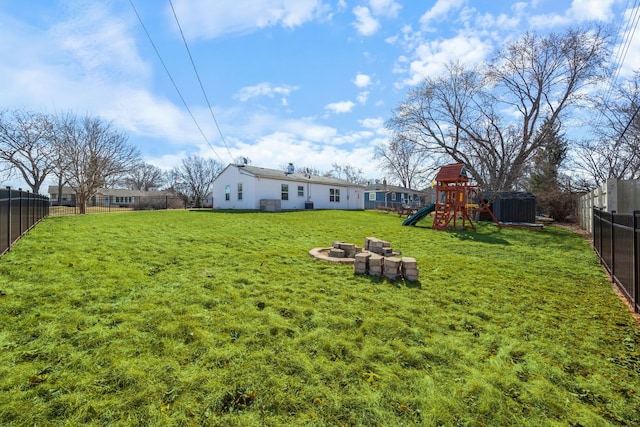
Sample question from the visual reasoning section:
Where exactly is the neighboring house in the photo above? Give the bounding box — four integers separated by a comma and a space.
364, 181, 433, 210
48, 186, 77, 206
48, 186, 175, 207
211, 164, 365, 210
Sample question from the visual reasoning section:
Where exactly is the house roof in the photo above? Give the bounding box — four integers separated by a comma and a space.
435, 163, 469, 183
364, 183, 428, 194
47, 186, 173, 197
228, 164, 365, 187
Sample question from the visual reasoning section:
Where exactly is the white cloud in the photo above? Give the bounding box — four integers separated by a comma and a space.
228, 131, 380, 178
359, 117, 385, 130
369, 0, 402, 18
530, 0, 616, 27
395, 34, 492, 87
420, 0, 465, 27
233, 83, 299, 101
569, 0, 615, 21
50, 3, 148, 82
357, 91, 369, 104
325, 101, 356, 114
353, 6, 380, 36
353, 73, 372, 88
168, 0, 329, 40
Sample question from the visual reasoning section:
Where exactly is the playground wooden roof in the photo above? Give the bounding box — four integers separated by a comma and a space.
435, 163, 469, 183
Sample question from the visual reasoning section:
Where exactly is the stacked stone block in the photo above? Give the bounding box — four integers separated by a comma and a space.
354, 252, 371, 274
329, 247, 345, 258
384, 257, 402, 280
401, 257, 419, 282
368, 253, 384, 277
350, 238, 420, 282
330, 241, 362, 258
365, 237, 394, 256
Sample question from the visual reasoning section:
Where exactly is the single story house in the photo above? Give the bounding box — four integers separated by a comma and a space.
211, 164, 365, 210
48, 186, 77, 206
48, 186, 176, 207
364, 181, 433, 210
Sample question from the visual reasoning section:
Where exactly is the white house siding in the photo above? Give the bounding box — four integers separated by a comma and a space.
212, 165, 364, 210
211, 166, 252, 209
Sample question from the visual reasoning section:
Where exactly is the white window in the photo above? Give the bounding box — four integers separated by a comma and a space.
368, 192, 376, 201
225, 185, 230, 201
237, 183, 243, 200
298, 185, 304, 197
330, 188, 340, 202
391, 192, 396, 201
281, 184, 289, 200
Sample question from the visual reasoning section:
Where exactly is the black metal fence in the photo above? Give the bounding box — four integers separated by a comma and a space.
0, 187, 49, 256
49, 195, 187, 216
593, 208, 639, 313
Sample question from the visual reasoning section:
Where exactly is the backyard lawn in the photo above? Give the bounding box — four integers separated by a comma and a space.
0, 209, 638, 426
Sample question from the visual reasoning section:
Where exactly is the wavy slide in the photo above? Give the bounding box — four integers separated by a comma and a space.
402, 203, 436, 226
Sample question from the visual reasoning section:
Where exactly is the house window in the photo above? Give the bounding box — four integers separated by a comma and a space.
391, 192, 396, 201
368, 192, 375, 201
281, 184, 289, 200
298, 185, 304, 197
330, 188, 340, 202
237, 183, 243, 200
225, 185, 230, 201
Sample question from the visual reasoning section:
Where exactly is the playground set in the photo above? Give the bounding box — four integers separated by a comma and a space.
402, 163, 501, 230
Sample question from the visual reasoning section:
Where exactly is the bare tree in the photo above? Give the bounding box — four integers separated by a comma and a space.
0, 109, 55, 194
124, 162, 165, 191
329, 163, 368, 185
172, 155, 224, 207
52, 113, 141, 214
574, 70, 640, 185
375, 134, 433, 189
387, 26, 610, 191
234, 156, 251, 166
296, 165, 323, 176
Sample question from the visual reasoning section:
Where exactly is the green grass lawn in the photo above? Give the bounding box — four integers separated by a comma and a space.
0, 210, 638, 426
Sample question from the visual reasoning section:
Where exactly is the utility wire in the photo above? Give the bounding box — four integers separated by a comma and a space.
169, 0, 234, 163
128, 0, 225, 163
602, 0, 640, 109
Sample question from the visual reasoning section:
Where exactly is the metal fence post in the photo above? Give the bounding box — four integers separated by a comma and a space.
611, 210, 616, 281
18, 188, 23, 239
6, 186, 11, 251
634, 211, 639, 313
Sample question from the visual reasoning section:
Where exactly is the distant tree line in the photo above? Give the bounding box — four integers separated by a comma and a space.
0, 110, 228, 212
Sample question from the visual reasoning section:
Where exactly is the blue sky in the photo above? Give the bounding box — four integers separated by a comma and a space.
1, 0, 638, 188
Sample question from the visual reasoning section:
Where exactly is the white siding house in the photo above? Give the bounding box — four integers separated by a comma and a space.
211, 164, 365, 210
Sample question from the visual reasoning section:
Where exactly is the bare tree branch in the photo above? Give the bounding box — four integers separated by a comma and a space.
387, 26, 610, 191
0, 108, 55, 193
52, 113, 141, 213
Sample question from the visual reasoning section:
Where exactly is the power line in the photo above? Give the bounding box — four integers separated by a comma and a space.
602, 0, 640, 109
128, 0, 225, 164
168, 0, 234, 163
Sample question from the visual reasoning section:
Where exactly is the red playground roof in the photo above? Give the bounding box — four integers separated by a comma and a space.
435, 163, 469, 183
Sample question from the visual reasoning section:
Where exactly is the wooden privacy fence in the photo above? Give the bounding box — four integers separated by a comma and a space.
593, 208, 639, 313
0, 187, 50, 256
